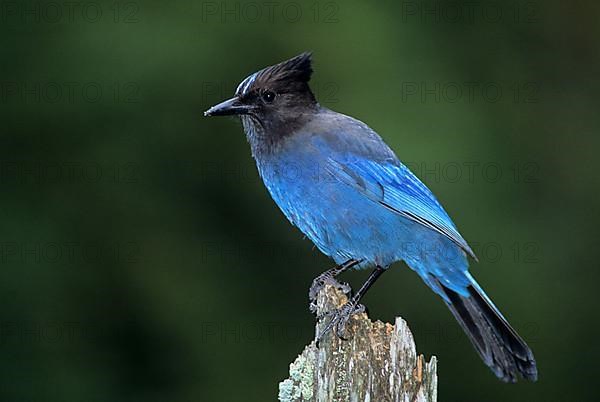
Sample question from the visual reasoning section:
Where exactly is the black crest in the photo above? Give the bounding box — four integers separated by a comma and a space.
236, 52, 314, 97
260, 52, 313, 85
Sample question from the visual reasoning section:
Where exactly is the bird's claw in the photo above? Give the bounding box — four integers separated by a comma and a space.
309, 274, 351, 313
316, 301, 365, 345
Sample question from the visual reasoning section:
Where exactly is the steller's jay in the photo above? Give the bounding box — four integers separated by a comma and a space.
205, 53, 537, 382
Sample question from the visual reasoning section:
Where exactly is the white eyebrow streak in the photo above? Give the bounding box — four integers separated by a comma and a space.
235, 72, 258, 96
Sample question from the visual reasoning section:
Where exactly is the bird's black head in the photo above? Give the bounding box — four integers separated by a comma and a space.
204, 52, 319, 148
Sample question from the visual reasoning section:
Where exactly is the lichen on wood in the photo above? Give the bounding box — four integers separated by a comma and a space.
278, 285, 437, 402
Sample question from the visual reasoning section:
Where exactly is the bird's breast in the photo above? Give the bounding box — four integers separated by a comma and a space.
255, 150, 406, 267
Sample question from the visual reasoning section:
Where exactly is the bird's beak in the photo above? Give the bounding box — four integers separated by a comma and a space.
204, 96, 249, 117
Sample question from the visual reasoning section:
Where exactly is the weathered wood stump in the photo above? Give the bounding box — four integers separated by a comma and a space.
278, 285, 437, 402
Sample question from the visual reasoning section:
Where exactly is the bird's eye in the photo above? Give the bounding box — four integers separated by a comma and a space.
262, 90, 276, 103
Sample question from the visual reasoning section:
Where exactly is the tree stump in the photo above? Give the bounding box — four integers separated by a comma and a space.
278, 285, 437, 402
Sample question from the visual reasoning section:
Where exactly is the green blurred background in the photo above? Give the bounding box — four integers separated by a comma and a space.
1, 0, 599, 401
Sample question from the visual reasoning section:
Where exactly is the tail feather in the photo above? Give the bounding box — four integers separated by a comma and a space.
438, 278, 538, 382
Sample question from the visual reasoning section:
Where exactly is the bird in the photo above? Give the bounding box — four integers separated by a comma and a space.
204, 52, 537, 382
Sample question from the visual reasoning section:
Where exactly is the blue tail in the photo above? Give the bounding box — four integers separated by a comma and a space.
436, 275, 538, 382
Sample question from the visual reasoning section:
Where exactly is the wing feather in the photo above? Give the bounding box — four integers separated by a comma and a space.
325, 156, 477, 260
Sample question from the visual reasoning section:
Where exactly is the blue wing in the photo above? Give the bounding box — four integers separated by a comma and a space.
298, 111, 476, 261
323, 152, 477, 261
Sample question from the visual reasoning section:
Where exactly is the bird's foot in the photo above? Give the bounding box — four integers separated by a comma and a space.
309, 273, 351, 314
316, 301, 365, 344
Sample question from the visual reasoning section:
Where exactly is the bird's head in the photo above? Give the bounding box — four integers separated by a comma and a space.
204, 52, 318, 146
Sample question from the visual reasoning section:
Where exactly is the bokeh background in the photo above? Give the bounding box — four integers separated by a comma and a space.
2, 1, 599, 401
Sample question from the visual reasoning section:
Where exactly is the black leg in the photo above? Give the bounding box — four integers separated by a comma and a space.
309, 259, 360, 313
317, 265, 386, 343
